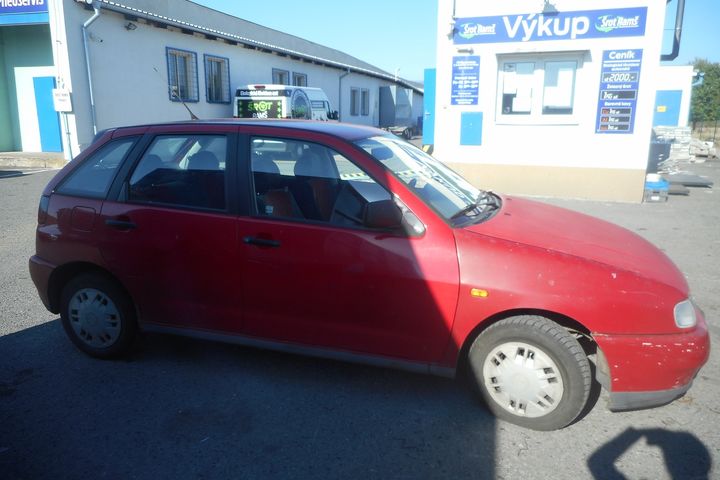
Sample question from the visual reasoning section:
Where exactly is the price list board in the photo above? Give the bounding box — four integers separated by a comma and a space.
595, 49, 643, 134
451, 56, 480, 106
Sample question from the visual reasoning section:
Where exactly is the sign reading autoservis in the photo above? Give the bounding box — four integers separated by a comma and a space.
453, 7, 646, 44
0, 0, 48, 14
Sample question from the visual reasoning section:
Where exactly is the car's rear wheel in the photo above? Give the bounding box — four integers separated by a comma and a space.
60, 273, 137, 358
468, 315, 591, 430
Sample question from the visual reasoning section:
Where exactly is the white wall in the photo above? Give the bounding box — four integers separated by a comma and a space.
656, 65, 694, 127
50, 0, 422, 155
433, 0, 666, 171
14, 66, 56, 151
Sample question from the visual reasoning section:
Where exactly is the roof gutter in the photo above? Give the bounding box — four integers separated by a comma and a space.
81, 1, 102, 135
661, 0, 685, 61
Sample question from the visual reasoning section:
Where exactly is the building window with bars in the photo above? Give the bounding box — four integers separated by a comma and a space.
350, 88, 360, 116
292, 72, 307, 86
204, 55, 230, 104
272, 68, 290, 85
361, 89, 369, 116
166, 47, 199, 103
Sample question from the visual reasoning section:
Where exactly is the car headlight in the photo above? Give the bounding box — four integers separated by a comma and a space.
674, 299, 697, 329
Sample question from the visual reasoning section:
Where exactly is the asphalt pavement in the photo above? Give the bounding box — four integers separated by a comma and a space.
1, 161, 718, 479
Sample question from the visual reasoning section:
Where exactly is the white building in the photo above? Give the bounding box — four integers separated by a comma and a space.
34, 0, 422, 159
428, 0, 693, 202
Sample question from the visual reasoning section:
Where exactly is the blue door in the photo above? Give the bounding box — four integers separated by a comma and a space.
423, 68, 436, 146
33, 76, 62, 152
653, 90, 682, 127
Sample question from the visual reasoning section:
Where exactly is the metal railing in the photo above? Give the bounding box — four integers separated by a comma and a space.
692, 120, 720, 147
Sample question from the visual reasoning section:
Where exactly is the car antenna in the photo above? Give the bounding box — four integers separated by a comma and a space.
152, 67, 199, 120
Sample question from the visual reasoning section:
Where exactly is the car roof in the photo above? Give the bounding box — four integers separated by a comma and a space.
114, 119, 387, 141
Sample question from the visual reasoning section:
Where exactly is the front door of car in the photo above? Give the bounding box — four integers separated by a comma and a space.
237, 133, 459, 363
98, 126, 242, 333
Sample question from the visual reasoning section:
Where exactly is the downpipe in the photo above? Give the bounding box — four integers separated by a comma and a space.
661, 0, 685, 61
82, 2, 102, 135
338, 69, 350, 122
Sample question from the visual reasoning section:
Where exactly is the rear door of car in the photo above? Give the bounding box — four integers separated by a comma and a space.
98, 124, 243, 333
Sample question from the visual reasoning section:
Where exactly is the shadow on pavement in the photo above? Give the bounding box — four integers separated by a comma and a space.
588, 427, 711, 479
0, 170, 25, 179
0, 320, 497, 479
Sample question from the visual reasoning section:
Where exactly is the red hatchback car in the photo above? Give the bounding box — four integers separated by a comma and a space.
29, 120, 709, 430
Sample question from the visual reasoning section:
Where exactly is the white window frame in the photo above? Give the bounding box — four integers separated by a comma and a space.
496, 53, 583, 125
166, 47, 199, 103
204, 54, 230, 104
272, 68, 290, 85
292, 72, 307, 86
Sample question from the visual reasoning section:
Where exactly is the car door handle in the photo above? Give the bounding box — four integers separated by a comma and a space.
243, 236, 281, 248
105, 219, 137, 230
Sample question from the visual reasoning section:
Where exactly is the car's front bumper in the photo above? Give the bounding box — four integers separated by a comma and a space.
607, 382, 693, 411
593, 316, 710, 411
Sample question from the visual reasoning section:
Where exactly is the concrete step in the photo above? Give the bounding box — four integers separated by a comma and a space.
0, 152, 66, 169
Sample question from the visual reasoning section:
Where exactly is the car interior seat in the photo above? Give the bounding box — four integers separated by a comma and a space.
186, 151, 224, 209
293, 148, 340, 221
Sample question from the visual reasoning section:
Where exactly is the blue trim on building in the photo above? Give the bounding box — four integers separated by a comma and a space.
460, 112, 483, 146
0, 12, 48, 25
33, 76, 62, 152
653, 90, 682, 127
423, 68, 436, 145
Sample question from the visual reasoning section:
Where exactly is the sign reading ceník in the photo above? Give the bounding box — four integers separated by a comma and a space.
595, 49, 643, 134
0, 0, 48, 15
453, 7, 647, 44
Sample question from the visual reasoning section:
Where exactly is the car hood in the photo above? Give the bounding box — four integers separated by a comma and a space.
462, 196, 688, 293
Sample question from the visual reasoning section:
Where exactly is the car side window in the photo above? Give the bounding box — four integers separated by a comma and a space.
250, 137, 392, 229
56, 137, 137, 199
128, 135, 227, 211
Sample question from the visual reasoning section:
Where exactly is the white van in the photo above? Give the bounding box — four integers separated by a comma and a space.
234, 84, 337, 121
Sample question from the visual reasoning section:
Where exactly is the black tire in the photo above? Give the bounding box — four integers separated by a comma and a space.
467, 315, 591, 431
60, 273, 137, 359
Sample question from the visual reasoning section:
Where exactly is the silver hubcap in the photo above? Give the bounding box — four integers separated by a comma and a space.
483, 341, 564, 418
68, 288, 121, 348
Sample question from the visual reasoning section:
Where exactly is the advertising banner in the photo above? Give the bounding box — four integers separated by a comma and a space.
453, 7, 646, 44
451, 56, 480, 106
595, 49, 643, 134
236, 99, 283, 119
0, 0, 48, 15
0, 0, 48, 25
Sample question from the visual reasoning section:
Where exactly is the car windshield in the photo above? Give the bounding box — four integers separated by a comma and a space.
355, 136, 499, 225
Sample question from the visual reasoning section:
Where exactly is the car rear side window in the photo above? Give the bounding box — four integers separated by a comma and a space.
56, 138, 136, 199
128, 134, 227, 211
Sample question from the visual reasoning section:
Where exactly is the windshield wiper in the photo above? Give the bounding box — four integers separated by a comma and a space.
450, 202, 482, 220
450, 191, 500, 221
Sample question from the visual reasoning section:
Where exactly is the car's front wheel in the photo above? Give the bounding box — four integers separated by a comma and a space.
468, 315, 591, 430
60, 273, 137, 358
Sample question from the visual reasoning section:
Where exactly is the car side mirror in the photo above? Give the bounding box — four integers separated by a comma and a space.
363, 199, 403, 230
